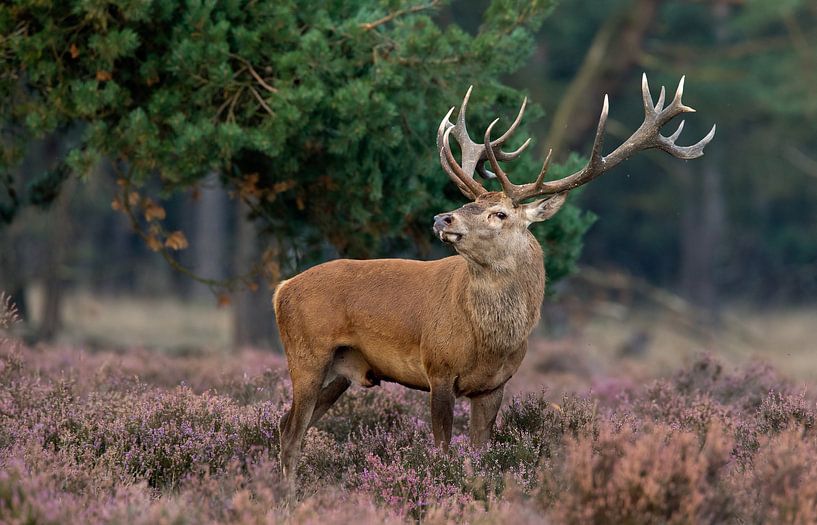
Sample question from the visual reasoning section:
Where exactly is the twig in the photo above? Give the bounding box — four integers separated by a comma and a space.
227, 86, 244, 123
117, 171, 262, 293
229, 53, 278, 93
246, 64, 278, 93
249, 86, 275, 117
360, 1, 440, 31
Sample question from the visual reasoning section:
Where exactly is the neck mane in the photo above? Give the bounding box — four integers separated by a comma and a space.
463, 232, 546, 350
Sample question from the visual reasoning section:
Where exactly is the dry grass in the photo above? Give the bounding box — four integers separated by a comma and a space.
513, 302, 817, 399
24, 286, 233, 351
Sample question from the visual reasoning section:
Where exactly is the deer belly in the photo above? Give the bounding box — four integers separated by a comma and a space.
328, 345, 428, 390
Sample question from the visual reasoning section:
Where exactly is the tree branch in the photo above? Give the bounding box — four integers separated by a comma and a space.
360, 1, 440, 31
117, 170, 263, 294
229, 53, 279, 93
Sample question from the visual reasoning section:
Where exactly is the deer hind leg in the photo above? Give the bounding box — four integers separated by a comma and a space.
469, 386, 504, 447
278, 365, 325, 486
308, 376, 351, 427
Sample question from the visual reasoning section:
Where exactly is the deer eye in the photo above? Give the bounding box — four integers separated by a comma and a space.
492, 211, 507, 220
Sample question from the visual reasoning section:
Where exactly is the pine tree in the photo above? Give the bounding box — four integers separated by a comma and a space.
0, 0, 593, 287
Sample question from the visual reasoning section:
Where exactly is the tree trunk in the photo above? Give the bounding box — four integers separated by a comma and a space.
0, 226, 29, 322
679, 154, 725, 324
39, 178, 74, 341
232, 199, 280, 351
679, 1, 730, 325
191, 173, 229, 300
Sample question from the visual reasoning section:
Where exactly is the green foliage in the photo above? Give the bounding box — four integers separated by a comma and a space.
0, 0, 592, 282
533, 154, 596, 282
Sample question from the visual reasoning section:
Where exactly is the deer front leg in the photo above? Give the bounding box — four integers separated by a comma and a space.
469, 386, 504, 447
430, 380, 455, 450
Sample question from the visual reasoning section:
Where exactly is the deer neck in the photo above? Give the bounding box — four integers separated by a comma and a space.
462, 232, 545, 351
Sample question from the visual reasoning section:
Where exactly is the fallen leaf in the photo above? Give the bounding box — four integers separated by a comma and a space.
69, 43, 79, 59
96, 70, 112, 81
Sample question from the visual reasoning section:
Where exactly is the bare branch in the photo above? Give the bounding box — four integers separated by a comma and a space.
250, 86, 275, 117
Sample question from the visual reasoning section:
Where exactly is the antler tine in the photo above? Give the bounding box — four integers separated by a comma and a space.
509, 94, 610, 199
588, 94, 609, 170
503, 73, 715, 201
442, 126, 486, 198
657, 122, 717, 159
656, 75, 696, 127
437, 77, 712, 204
655, 86, 666, 113
437, 86, 533, 200
484, 119, 520, 199
641, 73, 655, 114
450, 86, 484, 178
484, 119, 551, 202
492, 98, 532, 161
532, 148, 553, 189
437, 107, 474, 199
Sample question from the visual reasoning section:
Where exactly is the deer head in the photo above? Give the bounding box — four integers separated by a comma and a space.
434, 75, 716, 268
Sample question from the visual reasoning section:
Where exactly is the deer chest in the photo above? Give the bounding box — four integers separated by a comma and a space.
454, 342, 527, 397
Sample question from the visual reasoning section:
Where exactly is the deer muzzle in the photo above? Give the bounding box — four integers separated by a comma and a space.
433, 213, 464, 244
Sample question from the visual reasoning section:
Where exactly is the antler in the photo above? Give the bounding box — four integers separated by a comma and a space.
482, 74, 716, 203
437, 86, 531, 200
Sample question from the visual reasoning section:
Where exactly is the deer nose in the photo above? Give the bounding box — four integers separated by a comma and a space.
433, 213, 454, 230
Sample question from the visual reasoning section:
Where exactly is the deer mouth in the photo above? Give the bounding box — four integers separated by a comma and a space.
438, 230, 464, 244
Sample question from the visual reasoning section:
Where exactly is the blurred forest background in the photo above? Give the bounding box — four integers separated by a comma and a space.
1, 0, 815, 375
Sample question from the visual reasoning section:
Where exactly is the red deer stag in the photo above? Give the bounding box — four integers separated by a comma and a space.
275, 74, 715, 482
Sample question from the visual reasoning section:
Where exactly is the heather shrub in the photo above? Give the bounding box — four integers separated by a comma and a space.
337, 420, 473, 516
238, 400, 286, 451
357, 451, 468, 519
757, 390, 815, 434
102, 387, 244, 487
739, 429, 817, 524
213, 367, 290, 406
491, 391, 597, 470
315, 385, 426, 441
546, 422, 737, 524
4, 333, 817, 524
0, 456, 81, 525
635, 380, 728, 441
0, 292, 19, 333
673, 354, 786, 411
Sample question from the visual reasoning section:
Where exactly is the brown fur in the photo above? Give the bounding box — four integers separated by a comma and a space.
275, 192, 566, 483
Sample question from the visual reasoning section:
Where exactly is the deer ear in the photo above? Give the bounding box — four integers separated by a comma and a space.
523, 192, 568, 224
